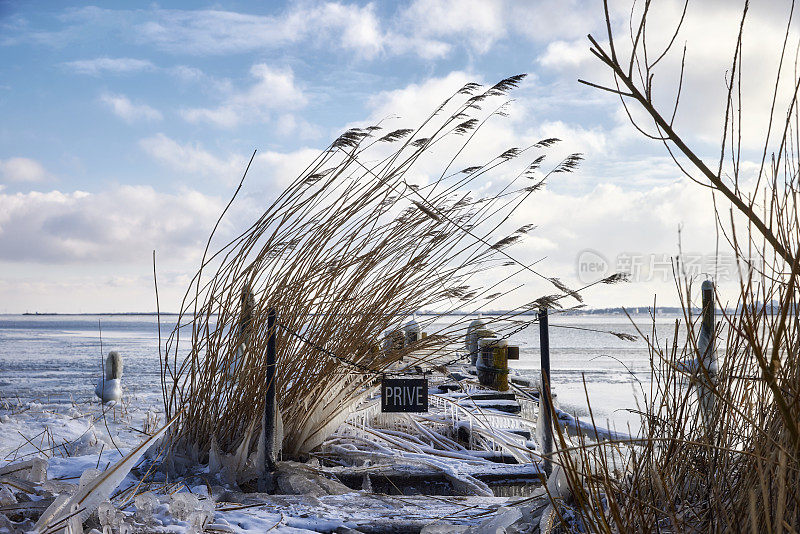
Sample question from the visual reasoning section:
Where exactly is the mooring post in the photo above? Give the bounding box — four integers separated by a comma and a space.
698, 280, 717, 433
538, 308, 553, 477
259, 308, 277, 492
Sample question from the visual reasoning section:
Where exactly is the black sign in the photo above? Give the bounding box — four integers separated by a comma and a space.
381, 378, 428, 413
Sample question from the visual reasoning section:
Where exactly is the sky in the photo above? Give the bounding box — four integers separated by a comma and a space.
0, 0, 795, 313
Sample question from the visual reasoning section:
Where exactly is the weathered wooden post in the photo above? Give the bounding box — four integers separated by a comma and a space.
231, 285, 255, 378
698, 280, 717, 432
538, 308, 553, 477
259, 308, 277, 492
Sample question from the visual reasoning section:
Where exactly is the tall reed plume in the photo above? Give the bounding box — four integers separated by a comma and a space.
160, 76, 584, 474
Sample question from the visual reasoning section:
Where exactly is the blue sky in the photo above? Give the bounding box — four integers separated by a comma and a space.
0, 1, 793, 312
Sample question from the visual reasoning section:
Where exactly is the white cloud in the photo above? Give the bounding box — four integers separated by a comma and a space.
507, 1, 606, 44
63, 57, 155, 75
498, 176, 748, 306
136, 3, 386, 58
181, 64, 306, 128
365, 71, 479, 125
6, 2, 618, 62
275, 114, 323, 140
538, 39, 593, 69
0, 186, 224, 264
100, 93, 162, 122
0, 157, 49, 183
537, 1, 800, 154
139, 134, 240, 178
397, 0, 505, 55
139, 133, 320, 190
251, 148, 322, 190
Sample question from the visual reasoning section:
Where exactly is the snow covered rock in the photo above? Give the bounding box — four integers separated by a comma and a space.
275, 462, 351, 497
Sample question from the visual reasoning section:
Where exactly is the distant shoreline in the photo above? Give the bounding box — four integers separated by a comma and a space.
12, 307, 700, 316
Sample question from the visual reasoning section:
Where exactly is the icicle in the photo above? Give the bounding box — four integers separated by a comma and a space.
208, 437, 222, 474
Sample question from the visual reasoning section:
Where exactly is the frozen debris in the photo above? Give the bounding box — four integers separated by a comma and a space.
29, 457, 47, 484
466, 506, 522, 534
546, 464, 571, 501
0, 476, 36, 494
112, 510, 126, 530
0, 484, 17, 506
360, 474, 372, 492
118, 518, 133, 534
204, 523, 235, 533
97, 500, 116, 533
67, 430, 105, 457
0, 459, 35, 478
169, 492, 200, 521
78, 468, 101, 489
275, 462, 350, 497
539, 504, 557, 534
511, 488, 548, 533
34, 493, 71, 532
420, 522, 468, 533
208, 437, 222, 474
0, 513, 17, 533
36, 413, 179, 534
41, 477, 77, 496
187, 509, 213, 534
67, 502, 84, 534
133, 491, 159, 522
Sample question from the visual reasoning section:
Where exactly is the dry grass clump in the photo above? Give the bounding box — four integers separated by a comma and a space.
551, 265, 800, 532
546, 1, 800, 531
160, 75, 584, 471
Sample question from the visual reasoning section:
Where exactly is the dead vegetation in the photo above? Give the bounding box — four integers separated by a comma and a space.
549, 1, 800, 531
159, 75, 587, 478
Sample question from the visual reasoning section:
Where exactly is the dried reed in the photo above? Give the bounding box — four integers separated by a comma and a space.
548, 2, 800, 531
160, 76, 584, 473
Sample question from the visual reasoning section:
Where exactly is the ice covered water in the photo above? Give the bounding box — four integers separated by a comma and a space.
0, 314, 188, 409
0, 313, 681, 434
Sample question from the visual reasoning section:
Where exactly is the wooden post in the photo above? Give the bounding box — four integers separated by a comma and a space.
259, 308, 277, 492
233, 284, 255, 377
698, 280, 716, 432
538, 308, 553, 477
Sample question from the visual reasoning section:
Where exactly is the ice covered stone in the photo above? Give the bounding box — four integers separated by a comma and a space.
275, 462, 350, 497
170, 492, 200, 521
68, 430, 105, 456
187, 509, 213, 534
134, 491, 159, 521
28, 457, 47, 484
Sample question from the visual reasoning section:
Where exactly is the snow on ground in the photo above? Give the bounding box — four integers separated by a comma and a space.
0, 383, 547, 533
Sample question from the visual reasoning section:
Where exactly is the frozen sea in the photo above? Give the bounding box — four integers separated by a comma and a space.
0, 312, 685, 436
